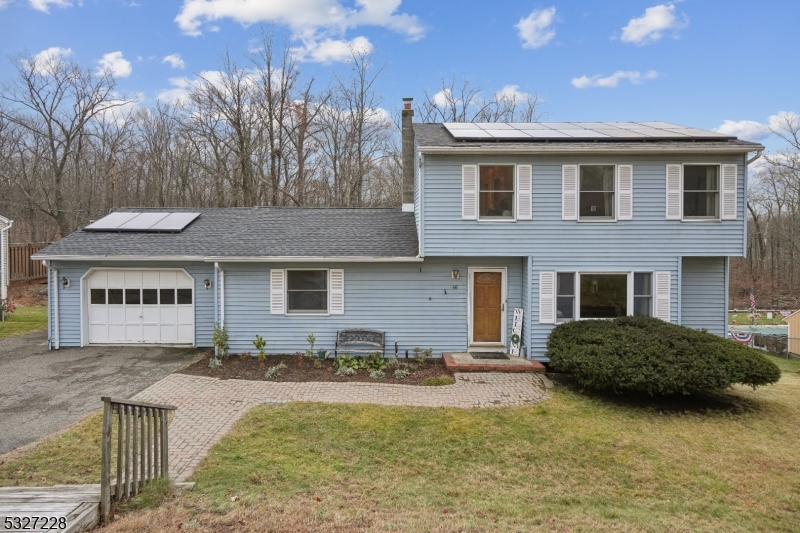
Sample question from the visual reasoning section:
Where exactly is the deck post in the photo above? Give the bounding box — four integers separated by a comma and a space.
100, 398, 113, 522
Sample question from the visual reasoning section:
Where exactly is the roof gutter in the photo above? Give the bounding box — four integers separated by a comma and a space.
747, 150, 763, 165
31, 254, 424, 263
417, 144, 765, 155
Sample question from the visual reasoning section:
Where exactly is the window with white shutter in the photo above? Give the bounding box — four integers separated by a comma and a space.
617, 165, 633, 220
539, 271, 555, 324
270, 269, 285, 315
665, 164, 682, 220
654, 271, 671, 321
516, 164, 532, 220
720, 164, 737, 220
562, 165, 578, 220
462, 165, 478, 220
329, 269, 344, 315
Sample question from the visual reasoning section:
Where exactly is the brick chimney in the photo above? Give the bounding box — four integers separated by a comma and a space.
401, 97, 414, 212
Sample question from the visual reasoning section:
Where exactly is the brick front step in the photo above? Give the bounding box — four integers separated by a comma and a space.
443, 353, 546, 373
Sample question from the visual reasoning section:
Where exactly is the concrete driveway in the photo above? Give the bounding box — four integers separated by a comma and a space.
0, 330, 207, 455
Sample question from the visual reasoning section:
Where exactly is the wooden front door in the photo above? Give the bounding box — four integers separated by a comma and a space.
473, 271, 502, 343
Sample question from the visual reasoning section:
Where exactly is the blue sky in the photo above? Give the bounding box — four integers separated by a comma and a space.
1, 0, 797, 152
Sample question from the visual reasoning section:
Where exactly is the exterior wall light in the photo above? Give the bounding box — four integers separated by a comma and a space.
61, 277, 70, 289
204, 279, 212, 289
451, 270, 460, 279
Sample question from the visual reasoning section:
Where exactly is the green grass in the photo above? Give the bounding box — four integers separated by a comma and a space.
728, 312, 787, 326
766, 353, 800, 373
0, 305, 48, 339
420, 375, 456, 386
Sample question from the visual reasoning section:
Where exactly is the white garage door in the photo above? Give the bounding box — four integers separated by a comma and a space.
86, 269, 194, 344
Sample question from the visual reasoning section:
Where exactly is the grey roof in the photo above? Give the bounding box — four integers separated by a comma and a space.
414, 123, 764, 153
34, 207, 419, 260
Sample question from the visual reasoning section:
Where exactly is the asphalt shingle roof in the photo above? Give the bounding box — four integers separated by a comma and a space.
413, 123, 763, 152
35, 207, 419, 259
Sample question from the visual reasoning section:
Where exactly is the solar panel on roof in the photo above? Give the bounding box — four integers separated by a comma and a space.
482, 130, 532, 138
84, 212, 200, 233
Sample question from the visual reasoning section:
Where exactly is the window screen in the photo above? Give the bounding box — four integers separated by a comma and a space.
287, 270, 328, 313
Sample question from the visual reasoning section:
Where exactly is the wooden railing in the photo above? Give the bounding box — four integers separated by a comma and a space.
100, 397, 177, 522
9, 243, 49, 283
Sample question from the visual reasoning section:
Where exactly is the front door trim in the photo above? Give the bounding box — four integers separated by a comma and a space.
467, 266, 507, 349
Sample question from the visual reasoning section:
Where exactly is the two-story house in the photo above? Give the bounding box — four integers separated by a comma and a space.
34, 99, 763, 360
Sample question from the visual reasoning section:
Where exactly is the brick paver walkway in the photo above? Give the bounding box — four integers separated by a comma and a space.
133, 372, 549, 481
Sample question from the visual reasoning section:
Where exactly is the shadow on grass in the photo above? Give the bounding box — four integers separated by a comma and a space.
546, 371, 769, 416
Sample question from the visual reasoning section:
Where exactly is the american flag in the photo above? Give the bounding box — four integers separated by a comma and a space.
749, 290, 756, 311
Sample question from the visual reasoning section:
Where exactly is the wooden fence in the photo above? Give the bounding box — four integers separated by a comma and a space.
100, 397, 177, 522
9, 243, 49, 283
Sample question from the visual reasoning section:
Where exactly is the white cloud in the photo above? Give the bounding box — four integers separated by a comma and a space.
97, 51, 132, 78
714, 112, 800, 141
22, 46, 73, 74
620, 4, 688, 45
162, 53, 186, 69
99, 92, 143, 126
571, 70, 658, 89
291, 36, 373, 64
431, 88, 453, 107
496, 84, 532, 102
515, 7, 556, 49
0, 1, 10, 9
28, 0, 72, 13
157, 77, 193, 104
174, 0, 425, 39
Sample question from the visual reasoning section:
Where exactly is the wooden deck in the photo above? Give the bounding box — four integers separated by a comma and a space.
0, 485, 100, 532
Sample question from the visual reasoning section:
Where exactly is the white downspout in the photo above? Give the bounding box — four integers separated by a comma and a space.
53, 265, 60, 349
0, 220, 11, 302
216, 262, 225, 327
747, 150, 763, 165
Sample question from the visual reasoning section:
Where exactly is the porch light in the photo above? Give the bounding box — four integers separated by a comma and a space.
204, 279, 212, 289
61, 277, 70, 289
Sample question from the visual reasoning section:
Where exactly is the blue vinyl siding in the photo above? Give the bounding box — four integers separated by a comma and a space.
421, 153, 746, 258
49, 261, 214, 347
220, 257, 522, 355
528, 256, 680, 361
680, 257, 726, 336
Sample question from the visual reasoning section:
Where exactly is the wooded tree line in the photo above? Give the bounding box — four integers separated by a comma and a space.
730, 114, 800, 309
0, 33, 540, 242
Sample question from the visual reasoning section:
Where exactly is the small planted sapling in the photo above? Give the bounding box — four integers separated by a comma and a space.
253, 335, 267, 361
211, 323, 230, 358
305, 333, 317, 358
413, 347, 433, 367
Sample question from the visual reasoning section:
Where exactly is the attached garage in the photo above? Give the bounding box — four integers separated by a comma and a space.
83, 269, 194, 345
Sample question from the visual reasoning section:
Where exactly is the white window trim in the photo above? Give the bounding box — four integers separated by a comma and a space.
477, 164, 517, 223
557, 270, 655, 321
467, 266, 508, 347
681, 163, 722, 222
577, 164, 618, 223
285, 268, 331, 316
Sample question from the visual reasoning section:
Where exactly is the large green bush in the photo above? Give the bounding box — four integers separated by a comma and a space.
547, 316, 781, 395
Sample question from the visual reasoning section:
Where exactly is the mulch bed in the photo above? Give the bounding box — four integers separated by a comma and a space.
179, 354, 454, 386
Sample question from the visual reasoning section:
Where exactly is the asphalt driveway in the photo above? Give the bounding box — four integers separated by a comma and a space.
0, 330, 207, 455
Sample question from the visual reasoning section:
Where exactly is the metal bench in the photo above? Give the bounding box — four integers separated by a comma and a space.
335, 328, 385, 358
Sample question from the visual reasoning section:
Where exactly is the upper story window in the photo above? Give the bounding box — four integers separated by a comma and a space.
579, 165, 615, 220
683, 165, 719, 219
479, 165, 515, 220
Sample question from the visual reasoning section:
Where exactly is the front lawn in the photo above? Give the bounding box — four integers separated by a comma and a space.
0, 304, 47, 340
3, 356, 798, 532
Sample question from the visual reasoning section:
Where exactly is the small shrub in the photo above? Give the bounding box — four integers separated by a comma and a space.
335, 354, 362, 371
413, 347, 434, 367
369, 370, 386, 379
386, 355, 401, 368
547, 316, 782, 396
208, 357, 223, 369
421, 375, 455, 386
253, 335, 267, 360
363, 352, 386, 371
313, 359, 323, 369
394, 368, 410, 379
305, 333, 317, 358
0, 299, 17, 321
211, 323, 230, 358
265, 362, 287, 379
336, 366, 357, 377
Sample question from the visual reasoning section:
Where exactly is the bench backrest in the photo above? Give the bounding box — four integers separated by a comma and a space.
337, 329, 384, 347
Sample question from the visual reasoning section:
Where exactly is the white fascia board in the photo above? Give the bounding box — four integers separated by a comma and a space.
417, 144, 764, 155
204, 256, 424, 263
31, 254, 206, 262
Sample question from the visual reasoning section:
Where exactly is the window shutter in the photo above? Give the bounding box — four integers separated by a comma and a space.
270, 269, 285, 315
329, 269, 344, 315
654, 271, 670, 321
665, 164, 682, 220
617, 165, 633, 220
721, 164, 738, 220
516, 164, 532, 220
562, 165, 578, 220
539, 271, 556, 324
462, 164, 478, 220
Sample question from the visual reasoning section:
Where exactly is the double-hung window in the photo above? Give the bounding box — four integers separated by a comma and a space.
287, 270, 328, 314
552, 272, 654, 321
479, 165, 515, 220
683, 165, 719, 219
666, 163, 737, 221
579, 165, 615, 220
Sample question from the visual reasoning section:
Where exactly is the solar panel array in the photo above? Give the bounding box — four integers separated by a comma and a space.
442, 122, 733, 141
84, 212, 200, 233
